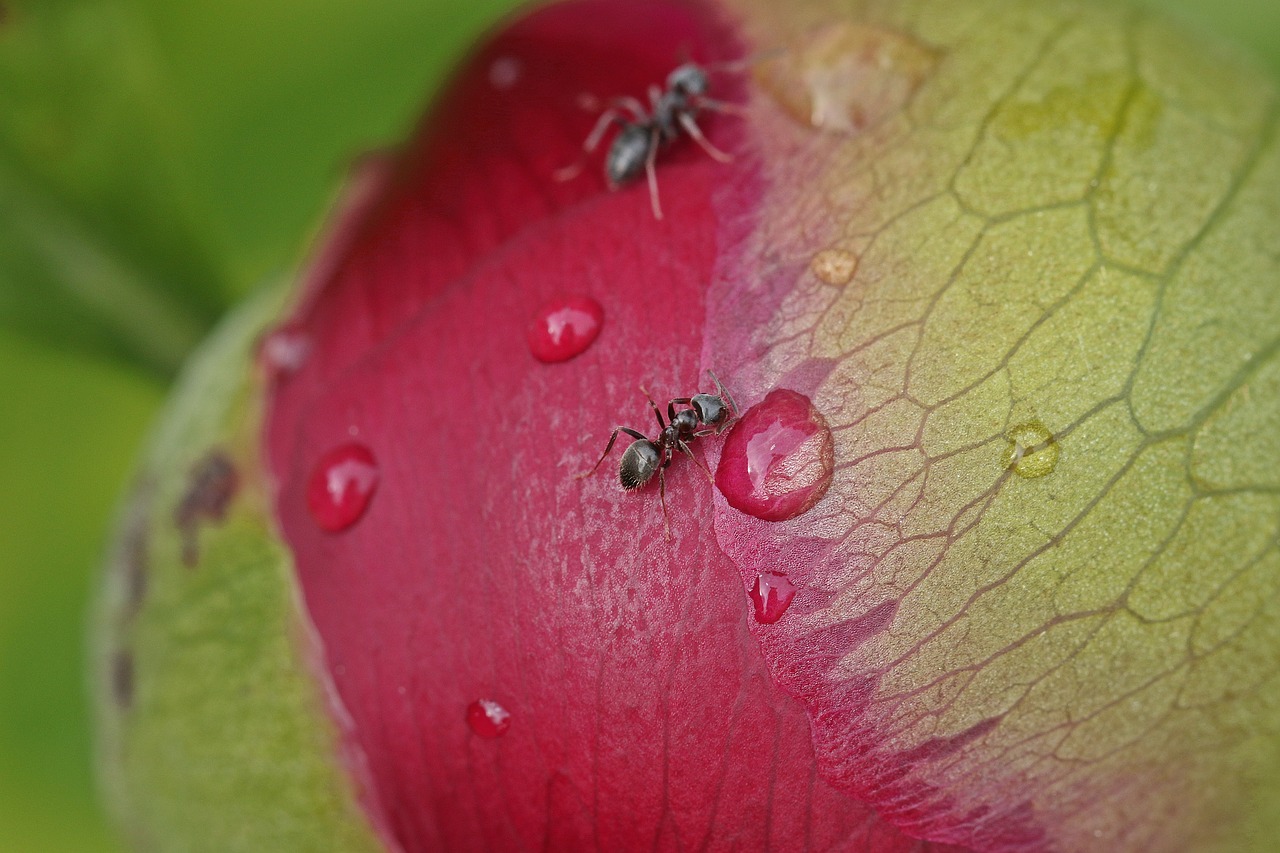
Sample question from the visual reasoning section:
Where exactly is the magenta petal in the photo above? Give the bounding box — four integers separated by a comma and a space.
265, 1, 965, 850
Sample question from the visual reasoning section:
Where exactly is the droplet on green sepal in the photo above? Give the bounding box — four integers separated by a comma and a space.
1003, 420, 1059, 479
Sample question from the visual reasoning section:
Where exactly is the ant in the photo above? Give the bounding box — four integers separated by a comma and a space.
577, 371, 740, 538
556, 61, 747, 219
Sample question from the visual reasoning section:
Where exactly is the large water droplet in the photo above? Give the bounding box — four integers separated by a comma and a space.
258, 323, 311, 377
466, 699, 512, 739
716, 389, 834, 521
1003, 421, 1059, 479
811, 248, 859, 285
527, 296, 604, 363
306, 443, 379, 531
750, 572, 797, 624
755, 23, 938, 135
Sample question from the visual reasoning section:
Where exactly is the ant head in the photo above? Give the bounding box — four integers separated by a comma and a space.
691, 393, 728, 426
666, 63, 709, 98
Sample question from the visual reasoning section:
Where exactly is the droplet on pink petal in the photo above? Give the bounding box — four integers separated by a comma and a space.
749, 572, 797, 624
527, 296, 604, 363
306, 443, 379, 532
258, 323, 312, 377
466, 699, 512, 739
715, 389, 834, 522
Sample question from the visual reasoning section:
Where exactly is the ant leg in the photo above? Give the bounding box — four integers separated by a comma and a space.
706, 370, 741, 429
696, 97, 751, 118
639, 387, 667, 431
576, 426, 648, 479
678, 112, 732, 163
657, 467, 673, 540
678, 441, 715, 484
648, 84, 664, 112
666, 397, 694, 423
703, 47, 785, 74
644, 126, 664, 220
578, 94, 648, 122
554, 106, 637, 181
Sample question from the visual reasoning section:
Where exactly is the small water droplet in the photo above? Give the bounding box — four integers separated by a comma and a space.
258, 324, 311, 377
489, 56, 522, 90
466, 699, 512, 739
750, 572, 797, 624
716, 389, 834, 521
1003, 421, 1059, 479
527, 296, 604, 363
756, 23, 938, 134
811, 249, 859, 285
306, 444, 379, 531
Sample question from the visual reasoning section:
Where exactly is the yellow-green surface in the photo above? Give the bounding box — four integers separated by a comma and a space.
728, 0, 1278, 848
0, 0, 1276, 851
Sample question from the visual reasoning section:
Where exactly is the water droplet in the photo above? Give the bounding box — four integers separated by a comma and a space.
307, 444, 379, 531
488, 56, 522, 90
466, 698, 512, 739
527, 296, 604, 363
750, 572, 797, 624
756, 23, 938, 134
258, 324, 311, 377
716, 389, 834, 521
811, 249, 859, 285
1003, 421, 1059, 479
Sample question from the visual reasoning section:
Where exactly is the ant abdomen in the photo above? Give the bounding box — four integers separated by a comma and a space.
607, 125, 653, 186
619, 440, 661, 490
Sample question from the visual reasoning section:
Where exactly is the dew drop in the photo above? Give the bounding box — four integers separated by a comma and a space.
811, 248, 859, 285
1003, 421, 1059, 479
750, 572, 797, 624
715, 389, 834, 522
488, 56, 522, 91
258, 324, 311, 377
756, 23, 938, 134
466, 698, 512, 739
527, 296, 604, 363
306, 443, 379, 532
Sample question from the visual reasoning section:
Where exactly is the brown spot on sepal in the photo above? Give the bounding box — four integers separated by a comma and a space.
110, 477, 155, 619
174, 450, 240, 567
112, 650, 134, 710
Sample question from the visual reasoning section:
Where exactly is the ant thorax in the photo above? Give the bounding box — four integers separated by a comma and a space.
671, 408, 700, 435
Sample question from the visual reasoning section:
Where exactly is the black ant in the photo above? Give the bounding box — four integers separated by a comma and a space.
577, 371, 740, 538
556, 61, 746, 219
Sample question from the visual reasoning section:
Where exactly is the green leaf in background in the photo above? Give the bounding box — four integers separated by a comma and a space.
0, 331, 161, 853
0, 0, 224, 378
0, 0, 524, 379
0, 0, 1275, 851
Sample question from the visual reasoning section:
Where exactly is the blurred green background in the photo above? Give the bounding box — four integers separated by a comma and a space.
0, 0, 1276, 850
